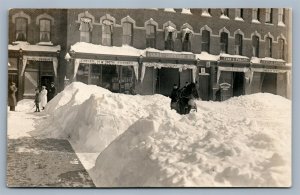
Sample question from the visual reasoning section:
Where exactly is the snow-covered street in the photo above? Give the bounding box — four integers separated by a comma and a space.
7, 82, 291, 187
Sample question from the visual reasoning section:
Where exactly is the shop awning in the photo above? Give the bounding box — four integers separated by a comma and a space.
141, 62, 197, 83
21, 55, 58, 77
73, 58, 139, 80
8, 41, 61, 52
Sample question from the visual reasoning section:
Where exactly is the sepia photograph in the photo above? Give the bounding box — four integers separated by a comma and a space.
7, 8, 292, 187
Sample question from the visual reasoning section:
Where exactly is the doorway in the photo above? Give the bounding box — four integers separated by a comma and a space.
261, 73, 277, 95
156, 68, 180, 96
232, 72, 244, 97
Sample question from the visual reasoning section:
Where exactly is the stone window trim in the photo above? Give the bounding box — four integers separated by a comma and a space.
200, 25, 213, 35
144, 18, 158, 29
12, 11, 31, 24
121, 15, 136, 28
163, 21, 177, 41
77, 11, 95, 24
36, 13, 55, 25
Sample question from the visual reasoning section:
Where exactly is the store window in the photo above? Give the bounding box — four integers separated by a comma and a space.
235, 34, 243, 55
165, 32, 174, 50
39, 19, 51, 42
201, 30, 210, 53
278, 38, 285, 60
220, 32, 228, 53
146, 24, 156, 48
265, 8, 273, 23
79, 17, 93, 43
266, 37, 272, 57
123, 22, 133, 46
102, 20, 113, 46
182, 32, 191, 52
15, 17, 27, 41
252, 36, 260, 57
76, 64, 89, 84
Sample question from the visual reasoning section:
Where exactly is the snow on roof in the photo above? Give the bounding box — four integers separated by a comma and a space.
201, 11, 212, 17
220, 14, 230, 20
145, 47, 194, 55
164, 8, 176, 13
195, 52, 219, 61
8, 41, 61, 52
181, 8, 192, 15
220, 53, 249, 59
71, 42, 144, 57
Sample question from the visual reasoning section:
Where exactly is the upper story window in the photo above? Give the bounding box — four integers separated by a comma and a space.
278, 38, 285, 60
182, 32, 191, 52
164, 23, 177, 51
220, 9, 229, 19
220, 32, 228, 53
15, 17, 27, 41
235, 9, 244, 21
235, 34, 243, 55
252, 8, 261, 23
165, 32, 174, 51
278, 8, 286, 26
265, 8, 273, 24
146, 24, 156, 48
122, 22, 133, 46
201, 30, 210, 53
39, 19, 51, 42
79, 17, 93, 43
202, 9, 212, 17
252, 35, 260, 57
265, 37, 272, 57
102, 20, 113, 46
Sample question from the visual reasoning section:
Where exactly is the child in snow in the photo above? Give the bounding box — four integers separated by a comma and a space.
40, 86, 48, 110
34, 88, 41, 112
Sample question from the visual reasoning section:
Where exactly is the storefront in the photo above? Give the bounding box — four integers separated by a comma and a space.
74, 58, 139, 94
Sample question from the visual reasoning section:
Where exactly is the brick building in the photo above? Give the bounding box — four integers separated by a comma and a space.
8, 8, 292, 101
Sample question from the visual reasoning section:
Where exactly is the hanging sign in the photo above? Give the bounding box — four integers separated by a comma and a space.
219, 82, 231, 90
260, 59, 285, 66
219, 56, 250, 63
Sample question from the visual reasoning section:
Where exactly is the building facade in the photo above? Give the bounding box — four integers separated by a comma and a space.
8, 8, 292, 101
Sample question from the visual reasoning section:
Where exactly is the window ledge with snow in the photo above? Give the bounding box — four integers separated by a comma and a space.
37, 42, 54, 46
235, 17, 244, 22
278, 21, 286, 27
251, 19, 261, 24
164, 8, 176, 13
201, 12, 212, 17
220, 14, 230, 20
181, 9, 192, 15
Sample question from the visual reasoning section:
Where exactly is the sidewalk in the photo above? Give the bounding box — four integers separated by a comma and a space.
7, 137, 95, 187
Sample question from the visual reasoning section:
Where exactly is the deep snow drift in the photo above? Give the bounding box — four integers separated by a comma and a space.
28, 82, 291, 187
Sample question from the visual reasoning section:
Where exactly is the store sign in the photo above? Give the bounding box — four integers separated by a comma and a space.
79, 59, 138, 66
219, 82, 231, 91
260, 60, 285, 66
219, 66, 248, 72
26, 56, 54, 62
219, 56, 250, 63
252, 68, 288, 73
146, 51, 195, 60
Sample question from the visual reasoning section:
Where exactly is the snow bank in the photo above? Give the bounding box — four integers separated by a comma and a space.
91, 93, 291, 187
31, 82, 291, 187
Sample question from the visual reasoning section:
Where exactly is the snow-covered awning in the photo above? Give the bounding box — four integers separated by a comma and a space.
195, 52, 219, 61
73, 58, 139, 80
70, 42, 144, 57
251, 57, 286, 66
8, 41, 61, 52
21, 55, 58, 77
141, 62, 197, 83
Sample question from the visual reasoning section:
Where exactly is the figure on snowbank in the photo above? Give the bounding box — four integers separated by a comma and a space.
170, 84, 179, 110
8, 82, 17, 111
40, 86, 48, 110
34, 88, 41, 112
47, 82, 56, 102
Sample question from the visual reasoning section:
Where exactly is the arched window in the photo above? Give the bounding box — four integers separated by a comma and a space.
201, 30, 210, 53
39, 19, 51, 42
146, 24, 156, 48
102, 20, 113, 46
165, 32, 174, 50
266, 37, 272, 57
235, 34, 243, 55
122, 22, 133, 45
252, 35, 260, 57
220, 32, 228, 53
182, 32, 191, 51
79, 17, 93, 43
278, 38, 285, 60
15, 17, 27, 41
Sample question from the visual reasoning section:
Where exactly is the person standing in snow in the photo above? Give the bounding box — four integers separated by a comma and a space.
170, 84, 179, 110
215, 87, 221, 102
40, 86, 48, 110
47, 82, 56, 102
8, 82, 17, 111
34, 88, 41, 112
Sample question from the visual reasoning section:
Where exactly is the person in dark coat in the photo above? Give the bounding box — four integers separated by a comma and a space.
215, 87, 221, 102
8, 82, 17, 111
47, 82, 56, 102
170, 84, 179, 110
34, 88, 41, 112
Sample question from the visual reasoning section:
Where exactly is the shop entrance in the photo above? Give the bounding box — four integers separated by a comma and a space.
232, 72, 244, 97
156, 68, 179, 96
198, 75, 210, 100
261, 73, 277, 95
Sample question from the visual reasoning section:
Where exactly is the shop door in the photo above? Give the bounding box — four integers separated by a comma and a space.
261, 73, 277, 95
156, 68, 179, 96
199, 75, 210, 101
232, 72, 244, 97
24, 71, 38, 96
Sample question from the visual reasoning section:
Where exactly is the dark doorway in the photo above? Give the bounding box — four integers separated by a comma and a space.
156, 68, 179, 96
261, 73, 277, 95
198, 75, 210, 100
41, 76, 54, 90
232, 72, 244, 97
